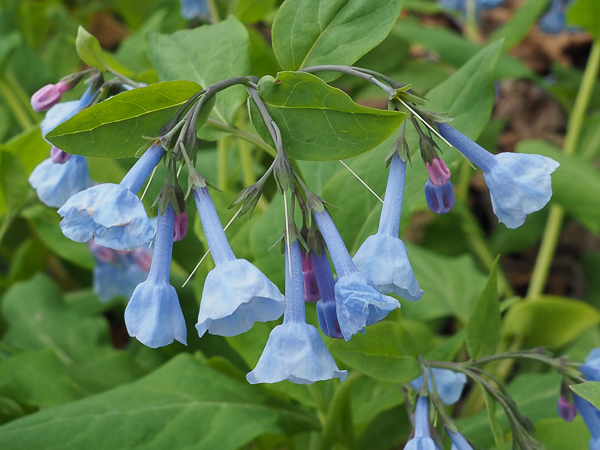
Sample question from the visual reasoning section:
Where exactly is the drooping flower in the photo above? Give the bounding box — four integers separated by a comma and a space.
314, 208, 400, 341
29, 155, 94, 208
353, 153, 423, 302
539, 0, 579, 34
173, 211, 188, 242
246, 239, 347, 385
58, 143, 164, 250
573, 395, 600, 450
302, 251, 320, 303
180, 0, 208, 20
437, 123, 559, 229
557, 395, 577, 422
88, 240, 151, 302
447, 429, 474, 450
194, 187, 285, 337
404, 396, 439, 450
313, 250, 343, 339
31, 80, 71, 111
580, 348, 600, 381
124, 204, 186, 348
40, 84, 96, 143
424, 157, 455, 214
50, 146, 71, 164
411, 368, 467, 406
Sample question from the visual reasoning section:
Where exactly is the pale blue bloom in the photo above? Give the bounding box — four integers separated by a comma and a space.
194, 187, 285, 337
438, 0, 504, 15
58, 144, 164, 250
313, 250, 343, 339
411, 368, 467, 405
573, 395, 600, 450
125, 204, 186, 348
29, 156, 93, 208
580, 348, 600, 382
247, 240, 347, 385
315, 208, 400, 341
539, 0, 579, 34
425, 179, 455, 214
447, 429, 474, 450
180, 0, 208, 19
437, 123, 559, 229
404, 396, 440, 450
353, 153, 423, 302
41, 101, 80, 142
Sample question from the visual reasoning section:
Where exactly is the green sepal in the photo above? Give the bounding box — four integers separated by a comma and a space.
273, 154, 294, 194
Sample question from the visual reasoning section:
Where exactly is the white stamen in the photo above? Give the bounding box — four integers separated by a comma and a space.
339, 161, 384, 204
140, 166, 158, 202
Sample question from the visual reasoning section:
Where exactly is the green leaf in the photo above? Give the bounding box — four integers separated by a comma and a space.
487, 0, 551, 51
483, 388, 506, 450
146, 16, 251, 140
328, 321, 420, 384
517, 139, 600, 234
0, 31, 21, 70
466, 258, 501, 359
1, 274, 112, 364
235, 0, 277, 23
0, 151, 30, 215
1, 125, 49, 173
249, 71, 405, 161
75, 26, 109, 71
571, 382, 600, 409
272, 0, 404, 77
535, 417, 589, 450
46, 81, 201, 158
0, 354, 319, 449
567, 0, 600, 39
503, 296, 600, 348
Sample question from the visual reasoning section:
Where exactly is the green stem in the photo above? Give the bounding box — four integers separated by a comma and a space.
465, 0, 479, 42
318, 372, 363, 450
5, 71, 40, 123
527, 39, 600, 299
0, 73, 34, 130
206, 118, 277, 158
339, 396, 358, 450
0, 214, 14, 249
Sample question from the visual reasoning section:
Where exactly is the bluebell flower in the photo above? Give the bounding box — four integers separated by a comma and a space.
313, 250, 343, 339
124, 204, 186, 348
247, 239, 347, 384
580, 348, 600, 381
194, 187, 285, 337
29, 156, 94, 208
539, 0, 578, 34
314, 208, 400, 341
31, 80, 71, 112
437, 123, 559, 229
58, 143, 164, 250
425, 180, 455, 214
405, 396, 440, 450
411, 368, 467, 405
438, 0, 504, 15
302, 251, 321, 303
573, 395, 600, 450
180, 0, 208, 20
41, 85, 96, 143
447, 429, 474, 450
353, 153, 423, 302
557, 395, 577, 422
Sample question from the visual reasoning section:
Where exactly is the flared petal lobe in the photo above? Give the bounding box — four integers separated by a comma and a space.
58, 184, 154, 250
335, 271, 400, 341
196, 259, 285, 337
484, 153, 559, 229
246, 322, 347, 385
29, 156, 94, 208
411, 368, 467, 405
353, 234, 423, 302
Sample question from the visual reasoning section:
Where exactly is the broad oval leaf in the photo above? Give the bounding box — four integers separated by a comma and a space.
328, 321, 420, 384
272, 0, 404, 72
249, 71, 405, 161
76, 26, 109, 72
46, 81, 201, 158
0, 354, 319, 449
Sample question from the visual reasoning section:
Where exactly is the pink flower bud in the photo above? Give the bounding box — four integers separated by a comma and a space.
50, 146, 71, 164
132, 248, 153, 272
31, 81, 70, 111
425, 158, 451, 186
302, 251, 320, 302
173, 211, 188, 242
557, 395, 577, 422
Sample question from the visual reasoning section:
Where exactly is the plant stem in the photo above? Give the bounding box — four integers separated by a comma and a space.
206, 118, 277, 157
5, 71, 40, 123
318, 372, 363, 450
527, 39, 600, 299
0, 73, 34, 130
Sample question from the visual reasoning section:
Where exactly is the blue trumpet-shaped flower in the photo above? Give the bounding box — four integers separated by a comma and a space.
425, 180, 455, 214
29, 155, 93, 208
313, 250, 343, 339
411, 368, 467, 405
194, 187, 285, 337
580, 348, 600, 381
180, 0, 208, 19
314, 208, 400, 341
302, 251, 321, 302
353, 153, 423, 302
247, 239, 347, 385
405, 396, 440, 450
437, 123, 559, 229
41, 84, 96, 142
58, 143, 164, 250
573, 395, 600, 450
124, 204, 186, 348
447, 429, 474, 450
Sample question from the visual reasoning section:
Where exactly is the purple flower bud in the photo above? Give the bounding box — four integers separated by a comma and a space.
31, 81, 70, 111
558, 395, 577, 422
302, 251, 320, 303
313, 250, 343, 339
50, 146, 71, 164
426, 158, 451, 186
173, 211, 188, 242
424, 179, 455, 214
